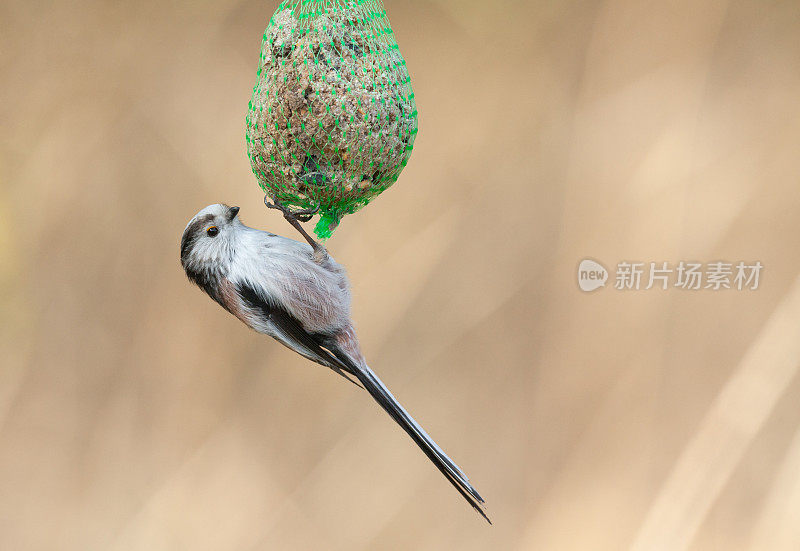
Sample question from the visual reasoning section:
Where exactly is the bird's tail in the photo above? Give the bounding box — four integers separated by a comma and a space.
350, 363, 490, 523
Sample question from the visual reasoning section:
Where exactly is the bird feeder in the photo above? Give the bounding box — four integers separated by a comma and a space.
246, 0, 418, 238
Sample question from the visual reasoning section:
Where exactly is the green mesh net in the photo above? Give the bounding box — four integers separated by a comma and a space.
246, 0, 418, 239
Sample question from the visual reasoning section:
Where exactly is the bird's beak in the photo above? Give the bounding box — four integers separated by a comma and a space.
228, 206, 240, 221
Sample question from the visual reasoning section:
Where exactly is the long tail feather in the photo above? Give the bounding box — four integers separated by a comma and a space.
350, 363, 490, 523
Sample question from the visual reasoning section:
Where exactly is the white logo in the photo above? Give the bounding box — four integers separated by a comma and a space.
578, 259, 609, 292
577, 259, 763, 292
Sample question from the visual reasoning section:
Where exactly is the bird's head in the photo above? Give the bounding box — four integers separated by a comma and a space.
180, 204, 242, 272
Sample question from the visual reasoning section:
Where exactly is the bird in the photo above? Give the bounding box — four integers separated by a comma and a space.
180, 202, 489, 523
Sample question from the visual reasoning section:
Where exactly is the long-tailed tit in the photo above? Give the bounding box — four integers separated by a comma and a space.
180, 203, 489, 522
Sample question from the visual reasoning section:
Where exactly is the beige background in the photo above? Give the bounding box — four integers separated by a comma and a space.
2, 0, 800, 549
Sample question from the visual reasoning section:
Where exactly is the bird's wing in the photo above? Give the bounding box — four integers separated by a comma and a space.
235, 281, 362, 388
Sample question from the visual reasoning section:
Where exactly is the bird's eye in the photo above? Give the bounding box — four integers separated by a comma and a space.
206, 226, 219, 237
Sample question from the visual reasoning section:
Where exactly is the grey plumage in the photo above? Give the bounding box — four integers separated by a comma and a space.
180, 203, 489, 522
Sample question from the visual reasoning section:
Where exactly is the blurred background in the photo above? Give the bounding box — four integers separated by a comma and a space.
2, 0, 800, 549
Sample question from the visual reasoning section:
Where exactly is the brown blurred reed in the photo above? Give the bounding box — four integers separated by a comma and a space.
2, 0, 800, 549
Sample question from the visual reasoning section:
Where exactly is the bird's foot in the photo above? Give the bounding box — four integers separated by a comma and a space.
265, 196, 326, 260
264, 197, 319, 223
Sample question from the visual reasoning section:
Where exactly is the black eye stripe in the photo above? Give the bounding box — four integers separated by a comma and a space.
180, 214, 214, 262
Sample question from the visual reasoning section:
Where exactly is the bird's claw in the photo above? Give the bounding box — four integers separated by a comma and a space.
264, 196, 326, 257
264, 197, 319, 223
